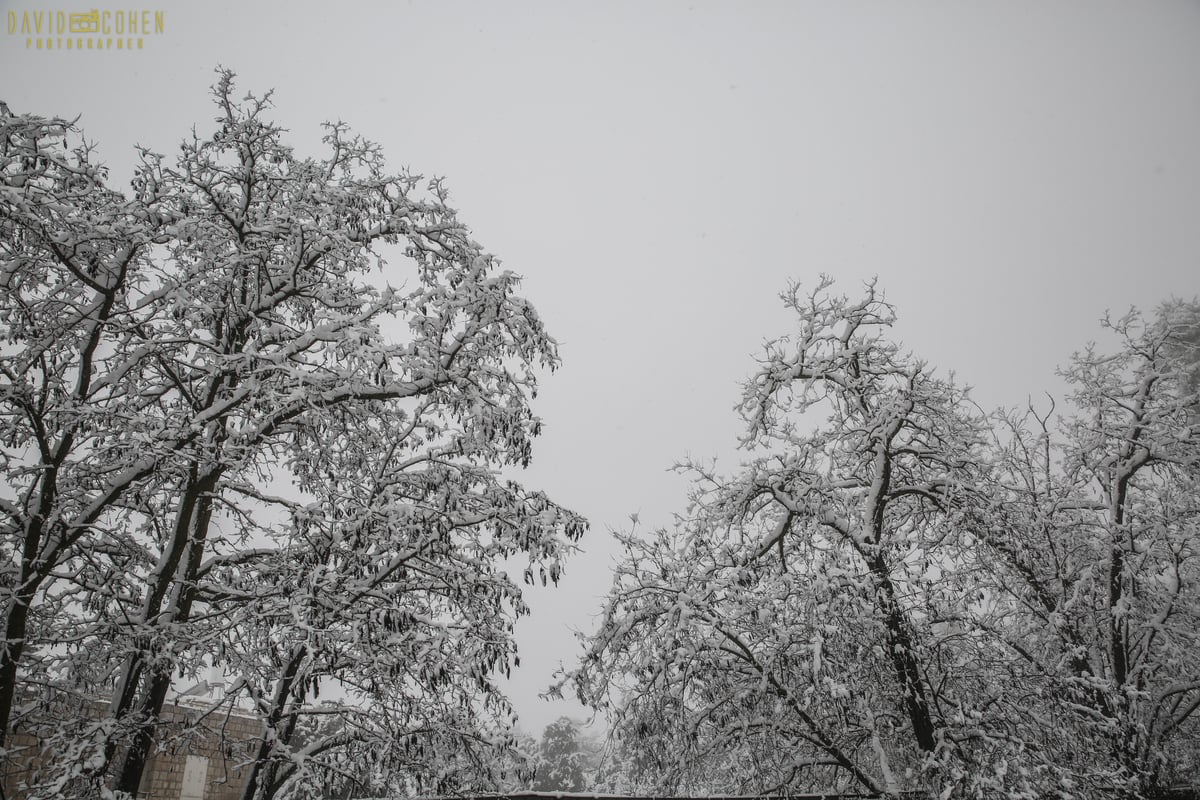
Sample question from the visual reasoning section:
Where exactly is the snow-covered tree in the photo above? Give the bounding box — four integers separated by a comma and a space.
565, 279, 1200, 799
566, 279, 989, 795
223, 406, 583, 800
1160, 299, 1200, 400
0, 102, 167, 754
973, 307, 1200, 796
533, 717, 588, 792
1, 72, 584, 799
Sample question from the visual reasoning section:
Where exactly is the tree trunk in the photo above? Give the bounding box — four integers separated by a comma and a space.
0, 502, 53, 748
870, 556, 938, 753
113, 463, 222, 795
240, 644, 309, 800
0, 584, 34, 747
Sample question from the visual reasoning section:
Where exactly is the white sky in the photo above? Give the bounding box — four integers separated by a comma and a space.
4, 0, 1200, 737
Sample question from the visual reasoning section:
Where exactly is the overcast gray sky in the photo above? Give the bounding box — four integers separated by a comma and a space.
4, 0, 1200, 737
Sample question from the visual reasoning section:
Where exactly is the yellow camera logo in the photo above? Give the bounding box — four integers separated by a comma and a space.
69, 11, 100, 34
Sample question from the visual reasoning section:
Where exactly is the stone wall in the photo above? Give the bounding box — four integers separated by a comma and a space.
135, 701, 261, 800
2, 695, 262, 799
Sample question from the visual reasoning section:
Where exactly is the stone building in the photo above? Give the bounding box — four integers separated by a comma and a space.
2, 694, 262, 799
